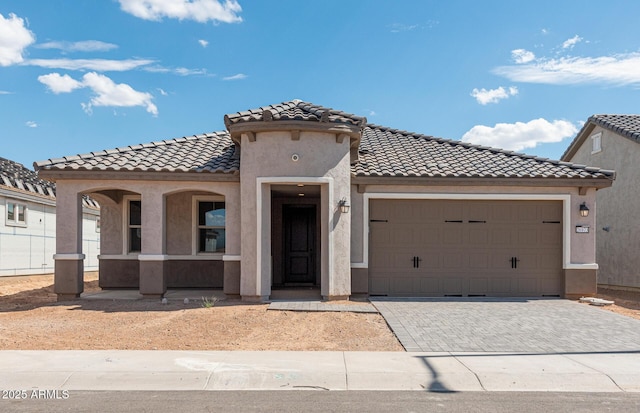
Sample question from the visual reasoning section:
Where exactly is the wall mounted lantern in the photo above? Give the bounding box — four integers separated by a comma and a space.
339, 197, 350, 214
579, 202, 590, 217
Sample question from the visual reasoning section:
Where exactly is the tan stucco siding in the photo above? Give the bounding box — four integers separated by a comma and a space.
568, 126, 639, 288
239, 130, 352, 299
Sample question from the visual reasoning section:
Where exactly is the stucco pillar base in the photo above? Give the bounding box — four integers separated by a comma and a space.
54, 256, 84, 301
323, 295, 350, 301
223, 261, 241, 296
565, 268, 597, 299
57, 293, 81, 302
241, 295, 269, 303
139, 260, 167, 297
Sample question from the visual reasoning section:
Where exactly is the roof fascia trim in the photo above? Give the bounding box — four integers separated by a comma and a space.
228, 120, 362, 146
561, 122, 597, 161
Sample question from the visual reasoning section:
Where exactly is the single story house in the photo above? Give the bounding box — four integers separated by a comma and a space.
1, 157, 99, 276
35, 100, 615, 301
561, 114, 640, 291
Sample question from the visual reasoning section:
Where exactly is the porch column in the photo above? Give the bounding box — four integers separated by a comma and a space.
139, 189, 167, 298
53, 183, 85, 301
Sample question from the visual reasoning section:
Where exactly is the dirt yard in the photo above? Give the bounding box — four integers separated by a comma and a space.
1, 274, 638, 351
0, 273, 403, 351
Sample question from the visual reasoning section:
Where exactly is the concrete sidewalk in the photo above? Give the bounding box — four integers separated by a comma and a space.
1, 350, 639, 392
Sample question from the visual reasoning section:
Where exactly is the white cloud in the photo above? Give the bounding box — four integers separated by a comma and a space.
222, 73, 246, 80
471, 86, 518, 105
82, 72, 158, 115
511, 49, 535, 64
175, 67, 208, 76
0, 90, 12, 94
26, 58, 154, 71
461, 118, 578, 152
541, 28, 549, 35
157, 88, 168, 96
493, 52, 640, 86
389, 23, 419, 33
38, 72, 158, 116
35, 40, 118, 52
562, 35, 582, 49
118, 0, 243, 23
0, 13, 36, 66
38, 73, 84, 93
198, 39, 208, 47
26, 121, 37, 128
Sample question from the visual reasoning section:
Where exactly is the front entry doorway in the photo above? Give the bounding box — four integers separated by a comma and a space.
283, 205, 317, 284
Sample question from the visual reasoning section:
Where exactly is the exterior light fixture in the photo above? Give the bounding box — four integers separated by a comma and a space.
338, 197, 350, 213
579, 202, 589, 217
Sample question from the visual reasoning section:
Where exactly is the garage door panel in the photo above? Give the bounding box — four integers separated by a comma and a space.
468, 253, 489, 268
419, 228, 441, 244
469, 278, 488, 294
443, 203, 463, 221
369, 199, 563, 297
442, 277, 463, 294
390, 277, 417, 294
516, 278, 538, 294
443, 227, 463, 244
489, 278, 512, 294
539, 226, 562, 245
468, 228, 489, 244
369, 277, 390, 295
490, 228, 513, 244
517, 229, 538, 245
420, 278, 441, 294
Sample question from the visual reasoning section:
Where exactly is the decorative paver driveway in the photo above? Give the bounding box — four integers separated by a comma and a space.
370, 297, 640, 353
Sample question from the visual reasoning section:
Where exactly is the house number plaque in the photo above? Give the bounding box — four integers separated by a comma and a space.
575, 225, 589, 233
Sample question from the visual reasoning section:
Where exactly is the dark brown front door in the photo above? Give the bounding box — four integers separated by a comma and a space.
284, 205, 316, 284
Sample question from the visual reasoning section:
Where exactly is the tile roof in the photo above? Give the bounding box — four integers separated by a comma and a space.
1, 157, 98, 208
34, 101, 614, 182
561, 114, 640, 161
224, 99, 367, 128
35, 131, 239, 174
588, 114, 640, 142
354, 124, 615, 180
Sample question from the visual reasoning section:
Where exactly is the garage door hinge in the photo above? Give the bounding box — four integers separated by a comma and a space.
370, 219, 388, 222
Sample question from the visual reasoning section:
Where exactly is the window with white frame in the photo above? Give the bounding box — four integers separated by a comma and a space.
195, 198, 226, 253
6, 200, 27, 226
127, 199, 141, 253
591, 132, 602, 154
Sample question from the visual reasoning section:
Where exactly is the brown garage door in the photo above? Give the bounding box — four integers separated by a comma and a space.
369, 199, 563, 297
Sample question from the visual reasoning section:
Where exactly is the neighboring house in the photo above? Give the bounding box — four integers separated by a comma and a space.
35, 100, 614, 301
0, 157, 100, 276
562, 114, 640, 292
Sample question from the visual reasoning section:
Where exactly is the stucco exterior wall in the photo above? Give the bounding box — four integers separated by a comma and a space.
53, 179, 240, 294
567, 126, 639, 289
239, 130, 352, 299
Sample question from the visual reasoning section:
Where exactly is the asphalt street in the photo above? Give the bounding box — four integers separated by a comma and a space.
2, 391, 640, 413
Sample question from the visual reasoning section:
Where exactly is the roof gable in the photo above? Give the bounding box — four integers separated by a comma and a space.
561, 114, 640, 161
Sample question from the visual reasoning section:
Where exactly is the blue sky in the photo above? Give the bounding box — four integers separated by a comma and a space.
2, 1, 640, 169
